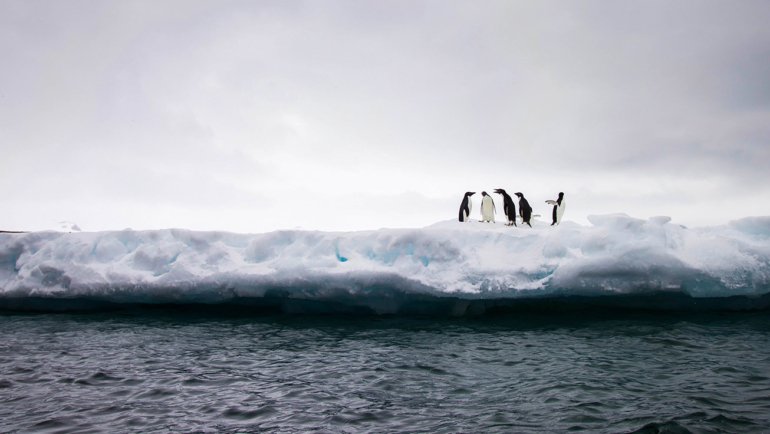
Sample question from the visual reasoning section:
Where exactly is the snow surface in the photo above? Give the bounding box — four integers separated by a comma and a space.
1, 214, 769, 312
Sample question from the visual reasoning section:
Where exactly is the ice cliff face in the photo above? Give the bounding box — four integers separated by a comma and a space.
1, 214, 769, 309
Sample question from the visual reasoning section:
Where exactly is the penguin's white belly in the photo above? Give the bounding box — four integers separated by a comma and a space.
556, 201, 566, 223
481, 198, 495, 222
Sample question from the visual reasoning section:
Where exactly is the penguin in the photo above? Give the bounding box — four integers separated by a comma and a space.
480, 191, 496, 223
493, 188, 517, 226
514, 192, 532, 227
458, 191, 475, 222
545, 192, 566, 226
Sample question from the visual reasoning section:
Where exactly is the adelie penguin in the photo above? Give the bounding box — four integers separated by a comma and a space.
480, 191, 496, 223
515, 192, 533, 227
458, 191, 475, 222
546, 192, 566, 226
493, 188, 517, 226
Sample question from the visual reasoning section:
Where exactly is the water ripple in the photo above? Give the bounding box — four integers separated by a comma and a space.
1, 313, 770, 432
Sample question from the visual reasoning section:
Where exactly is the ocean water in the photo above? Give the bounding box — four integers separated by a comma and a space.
2, 311, 770, 433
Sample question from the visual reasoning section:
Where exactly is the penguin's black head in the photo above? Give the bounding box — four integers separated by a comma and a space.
558, 192, 564, 198
481, 191, 488, 196
494, 188, 506, 195
465, 191, 475, 197
514, 192, 523, 198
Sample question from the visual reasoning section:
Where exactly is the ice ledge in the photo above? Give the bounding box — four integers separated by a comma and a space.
1, 215, 769, 303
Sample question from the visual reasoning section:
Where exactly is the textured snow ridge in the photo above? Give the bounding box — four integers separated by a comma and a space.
1, 215, 769, 309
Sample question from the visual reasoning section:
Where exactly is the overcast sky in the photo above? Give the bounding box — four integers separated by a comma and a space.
2, 0, 770, 233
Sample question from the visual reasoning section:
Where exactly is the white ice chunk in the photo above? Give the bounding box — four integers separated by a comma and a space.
0, 215, 768, 301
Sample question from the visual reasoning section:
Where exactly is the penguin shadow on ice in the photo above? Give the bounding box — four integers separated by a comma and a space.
479, 191, 496, 223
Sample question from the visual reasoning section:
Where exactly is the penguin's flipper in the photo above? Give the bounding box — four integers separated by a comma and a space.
545, 200, 558, 205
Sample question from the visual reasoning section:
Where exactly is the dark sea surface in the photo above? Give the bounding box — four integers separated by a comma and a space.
2, 310, 770, 433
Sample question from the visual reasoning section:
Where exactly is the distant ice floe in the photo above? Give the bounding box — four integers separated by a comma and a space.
56, 221, 82, 232
1, 214, 769, 314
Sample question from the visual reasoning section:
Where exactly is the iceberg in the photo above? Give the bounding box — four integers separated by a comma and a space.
1, 214, 769, 314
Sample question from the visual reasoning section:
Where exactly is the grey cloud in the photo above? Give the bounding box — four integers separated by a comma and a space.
2, 0, 769, 230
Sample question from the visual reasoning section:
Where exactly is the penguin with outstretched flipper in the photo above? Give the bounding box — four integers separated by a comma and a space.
546, 192, 566, 226
493, 188, 517, 227
515, 192, 532, 227
458, 192, 475, 222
